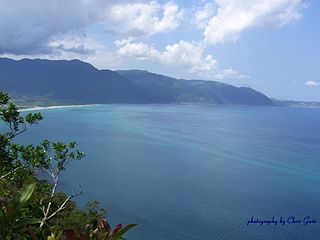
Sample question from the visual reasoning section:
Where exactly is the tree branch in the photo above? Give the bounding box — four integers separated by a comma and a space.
47, 190, 83, 221
45, 175, 59, 215
0, 166, 22, 180
8, 126, 27, 140
39, 187, 83, 228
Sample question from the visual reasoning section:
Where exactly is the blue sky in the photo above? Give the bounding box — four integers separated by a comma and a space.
0, 0, 319, 101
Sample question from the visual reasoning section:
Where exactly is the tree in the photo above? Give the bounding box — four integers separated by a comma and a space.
0, 92, 136, 239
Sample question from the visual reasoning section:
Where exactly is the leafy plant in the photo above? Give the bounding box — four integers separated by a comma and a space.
0, 183, 40, 239
45, 220, 136, 240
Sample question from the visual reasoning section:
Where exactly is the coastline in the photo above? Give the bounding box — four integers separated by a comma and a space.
18, 104, 99, 112
17, 103, 320, 112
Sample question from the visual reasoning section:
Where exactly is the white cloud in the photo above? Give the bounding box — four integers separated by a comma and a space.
200, 0, 307, 44
50, 36, 96, 55
115, 38, 160, 60
115, 39, 248, 80
107, 1, 184, 36
193, 2, 215, 29
50, 36, 121, 68
305, 80, 319, 87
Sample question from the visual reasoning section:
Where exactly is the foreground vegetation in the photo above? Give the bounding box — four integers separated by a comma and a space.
0, 92, 136, 239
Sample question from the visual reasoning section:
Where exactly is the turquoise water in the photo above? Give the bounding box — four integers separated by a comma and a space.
18, 105, 320, 239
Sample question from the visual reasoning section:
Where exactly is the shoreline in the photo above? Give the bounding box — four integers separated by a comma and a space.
18, 104, 99, 112
17, 103, 320, 112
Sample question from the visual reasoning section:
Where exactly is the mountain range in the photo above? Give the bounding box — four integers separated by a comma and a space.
0, 58, 275, 106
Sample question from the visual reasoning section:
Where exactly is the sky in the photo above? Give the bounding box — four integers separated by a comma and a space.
0, 0, 319, 101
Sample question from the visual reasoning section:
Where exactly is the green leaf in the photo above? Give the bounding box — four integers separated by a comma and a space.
0, 206, 8, 225
21, 217, 41, 225
112, 224, 137, 240
16, 183, 36, 209
0, 92, 10, 105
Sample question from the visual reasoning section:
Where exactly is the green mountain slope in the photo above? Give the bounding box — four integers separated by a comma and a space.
0, 58, 274, 106
117, 70, 274, 105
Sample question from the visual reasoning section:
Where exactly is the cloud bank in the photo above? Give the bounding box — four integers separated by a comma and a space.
115, 38, 248, 79
197, 0, 307, 44
107, 1, 184, 36
0, 0, 101, 54
0, 0, 308, 80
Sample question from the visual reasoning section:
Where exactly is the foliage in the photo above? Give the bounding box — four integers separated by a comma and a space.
39, 220, 137, 240
0, 183, 39, 239
0, 92, 136, 239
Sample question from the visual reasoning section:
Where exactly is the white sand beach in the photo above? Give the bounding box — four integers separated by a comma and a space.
19, 104, 99, 112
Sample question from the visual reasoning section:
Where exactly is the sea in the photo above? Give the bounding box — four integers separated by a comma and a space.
17, 104, 320, 240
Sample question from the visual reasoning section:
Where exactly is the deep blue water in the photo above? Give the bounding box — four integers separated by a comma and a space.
17, 105, 320, 239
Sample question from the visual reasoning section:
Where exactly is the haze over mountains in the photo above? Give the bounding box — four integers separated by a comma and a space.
0, 58, 275, 106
